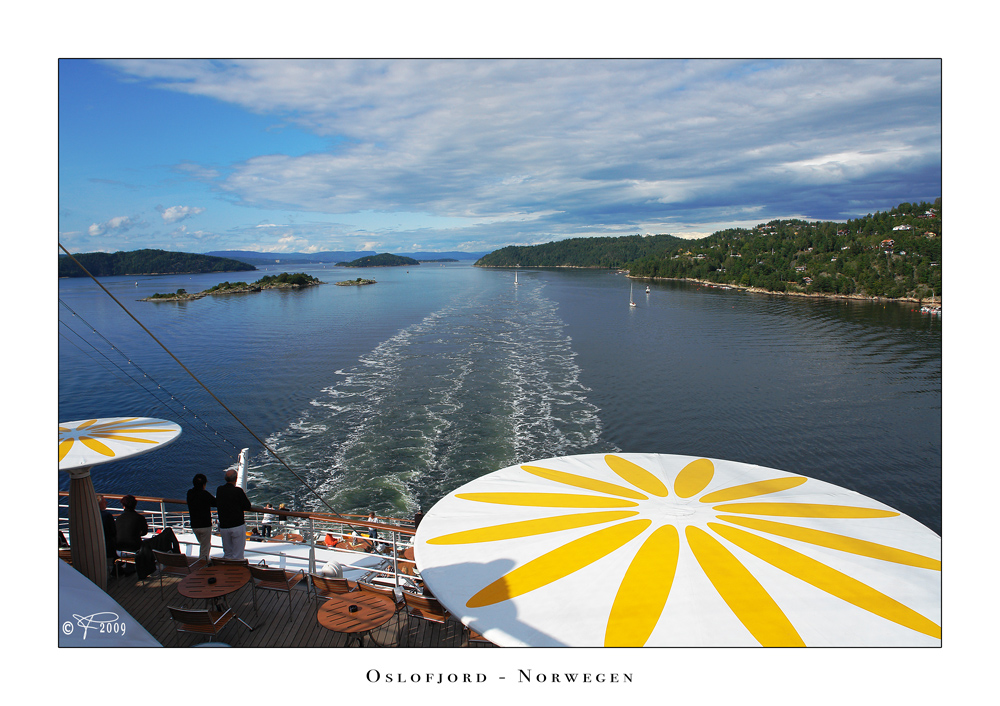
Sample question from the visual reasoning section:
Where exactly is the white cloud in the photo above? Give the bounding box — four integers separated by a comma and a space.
98, 59, 941, 251
88, 215, 140, 236
157, 205, 205, 224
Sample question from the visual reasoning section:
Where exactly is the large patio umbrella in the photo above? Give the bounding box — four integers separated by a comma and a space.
414, 453, 940, 647
59, 417, 181, 590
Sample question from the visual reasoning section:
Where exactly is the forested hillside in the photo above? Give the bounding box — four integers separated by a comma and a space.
475, 233, 685, 269
60, 249, 256, 278
628, 200, 941, 299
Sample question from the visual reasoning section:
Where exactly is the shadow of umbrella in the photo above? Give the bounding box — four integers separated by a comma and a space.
59, 417, 181, 590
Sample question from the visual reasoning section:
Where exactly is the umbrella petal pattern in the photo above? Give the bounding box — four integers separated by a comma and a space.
58, 418, 181, 469
418, 453, 941, 646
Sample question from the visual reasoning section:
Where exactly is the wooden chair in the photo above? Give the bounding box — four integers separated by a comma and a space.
247, 564, 308, 621
359, 581, 404, 612
402, 591, 452, 647
152, 550, 205, 600
309, 574, 358, 604
167, 606, 237, 644
58, 549, 73, 565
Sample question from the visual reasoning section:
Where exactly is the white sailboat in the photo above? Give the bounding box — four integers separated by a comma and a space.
645, 285, 650, 294
515, 270, 519, 285
629, 282, 637, 307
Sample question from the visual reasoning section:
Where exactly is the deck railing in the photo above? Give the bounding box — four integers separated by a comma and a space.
58, 491, 419, 582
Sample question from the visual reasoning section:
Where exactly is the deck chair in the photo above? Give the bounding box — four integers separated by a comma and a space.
402, 591, 451, 646
247, 564, 308, 622
308, 574, 358, 604
152, 549, 205, 600
167, 605, 237, 643
357, 581, 405, 646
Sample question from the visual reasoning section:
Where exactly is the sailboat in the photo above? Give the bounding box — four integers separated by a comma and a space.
645, 285, 650, 294
515, 270, 519, 286
629, 282, 637, 308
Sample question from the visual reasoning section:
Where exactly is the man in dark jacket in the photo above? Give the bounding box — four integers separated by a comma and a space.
115, 494, 149, 552
187, 474, 216, 562
98, 495, 117, 559
216, 469, 252, 560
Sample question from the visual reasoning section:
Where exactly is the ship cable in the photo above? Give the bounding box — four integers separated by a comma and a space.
58, 243, 347, 520
59, 313, 241, 459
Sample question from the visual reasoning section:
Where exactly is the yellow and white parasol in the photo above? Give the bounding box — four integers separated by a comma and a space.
59, 417, 181, 590
414, 453, 940, 647
59, 417, 182, 471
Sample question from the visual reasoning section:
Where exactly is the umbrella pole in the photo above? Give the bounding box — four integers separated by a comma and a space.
66, 466, 107, 591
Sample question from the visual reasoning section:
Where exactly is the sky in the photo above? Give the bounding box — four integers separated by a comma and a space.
58, 59, 941, 255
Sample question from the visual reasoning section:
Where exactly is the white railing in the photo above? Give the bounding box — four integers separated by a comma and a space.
59, 492, 419, 585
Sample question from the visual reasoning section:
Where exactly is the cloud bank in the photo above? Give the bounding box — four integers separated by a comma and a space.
87, 59, 942, 252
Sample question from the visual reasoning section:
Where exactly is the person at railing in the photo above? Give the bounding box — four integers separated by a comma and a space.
115, 494, 149, 553
261, 503, 276, 537
187, 473, 216, 562
216, 469, 252, 560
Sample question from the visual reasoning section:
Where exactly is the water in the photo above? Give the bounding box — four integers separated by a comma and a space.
58, 264, 941, 534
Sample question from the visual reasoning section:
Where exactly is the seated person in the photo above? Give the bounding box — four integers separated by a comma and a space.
99, 495, 117, 559
114, 494, 149, 553
324, 533, 338, 547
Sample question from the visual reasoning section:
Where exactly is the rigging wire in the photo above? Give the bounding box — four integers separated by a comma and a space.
59, 300, 241, 459
58, 322, 240, 460
58, 243, 345, 519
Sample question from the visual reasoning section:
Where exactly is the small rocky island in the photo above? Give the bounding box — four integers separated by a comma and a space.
335, 278, 377, 286
142, 272, 322, 301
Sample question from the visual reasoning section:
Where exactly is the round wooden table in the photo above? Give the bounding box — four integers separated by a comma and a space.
317, 592, 396, 646
178, 564, 251, 601
177, 565, 254, 631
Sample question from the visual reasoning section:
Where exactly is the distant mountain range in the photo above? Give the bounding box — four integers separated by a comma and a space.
205, 250, 489, 265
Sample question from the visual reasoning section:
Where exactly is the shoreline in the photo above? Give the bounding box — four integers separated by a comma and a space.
629, 274, 942, 307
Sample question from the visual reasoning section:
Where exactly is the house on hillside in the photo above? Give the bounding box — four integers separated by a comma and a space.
893, 224, 912, 231
880, 238, 895, 250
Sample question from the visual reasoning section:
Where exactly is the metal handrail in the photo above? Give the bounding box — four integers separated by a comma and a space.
58, 491, 419, 580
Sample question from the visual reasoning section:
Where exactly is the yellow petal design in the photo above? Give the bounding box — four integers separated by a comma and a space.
91, 434, 160, 444
712, 502, 899, 519
719, 515, 941, 571
521, 465, 648, 500
77, 419, 98, 430
58, 439, 74, 462
455, 492, 637, 508
427, 511, 639, 545
686, 525, 804, 646
674, 458, 715, 498
466, 519, 651, 608
80, 436, 116, 457
709, 522, 940, 639
700, 476, 807, 503
604, 455, 668, 496
605, 525, 679, 647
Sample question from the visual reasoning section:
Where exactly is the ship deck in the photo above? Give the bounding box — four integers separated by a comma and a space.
104, 571, 493, 648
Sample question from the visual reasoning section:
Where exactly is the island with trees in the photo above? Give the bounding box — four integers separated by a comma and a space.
475, 199, 942, 303
336, 253, 420, 267
336, 278, 377, 286
60, 248, 256, 278
142, 272, 322, 301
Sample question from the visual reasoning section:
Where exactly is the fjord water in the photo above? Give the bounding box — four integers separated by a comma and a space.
58, 264, 942, 533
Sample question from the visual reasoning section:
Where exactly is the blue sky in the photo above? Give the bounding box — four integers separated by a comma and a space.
58, 59, 941, 255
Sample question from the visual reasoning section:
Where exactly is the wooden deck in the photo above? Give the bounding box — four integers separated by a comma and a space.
105, 570, 494, 648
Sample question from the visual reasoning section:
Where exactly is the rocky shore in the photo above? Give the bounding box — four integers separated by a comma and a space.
631, 275, 942, 307
141, 280, 321, 302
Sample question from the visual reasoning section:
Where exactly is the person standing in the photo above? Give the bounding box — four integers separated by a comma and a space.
187, 474, 216, 562
216, 469, 252, 560
260, 503, 276, 538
